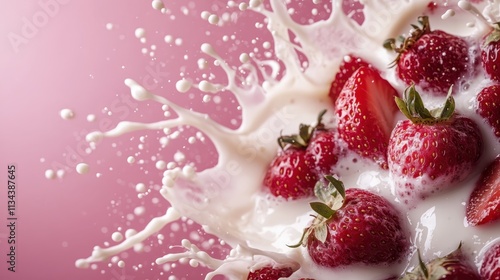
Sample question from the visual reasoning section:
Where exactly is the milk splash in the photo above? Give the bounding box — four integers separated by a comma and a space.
74, 0, 500, 279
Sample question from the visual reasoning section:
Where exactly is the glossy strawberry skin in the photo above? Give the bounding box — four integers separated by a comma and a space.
480, 242, 500, 280
397, 30, 469, 95
388, 115, 482, 203
438, 249, 481, 280
247, 266, 293, 280
477, 85, 500, 141
466, 156, 500, 226
263, 148, 317, 200
306, 129, 342, 177
335, 66, 399, 169
306, 188, 408, 268
329, 55, 372, 104
481, 35, 500, 82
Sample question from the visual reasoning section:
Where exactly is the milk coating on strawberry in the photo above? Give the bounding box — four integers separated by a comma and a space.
480, 241, 500, 280
247, 266, 294, 280
477, 84, 500, 142
400, 244, 481, 280
384, 16, 471, 96
481, 25, 500, 82
388, 86, 483, 204
290, 177, 409, 269
335, 66, 399, 169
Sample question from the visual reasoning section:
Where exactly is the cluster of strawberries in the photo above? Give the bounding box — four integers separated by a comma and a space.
250, 12, 500, 280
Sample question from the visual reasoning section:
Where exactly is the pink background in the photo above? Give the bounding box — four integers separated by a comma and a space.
0, 0, 264, 279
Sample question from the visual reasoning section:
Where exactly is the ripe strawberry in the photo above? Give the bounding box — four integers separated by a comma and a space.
289, 176, 409, 268
263, 111, 340, 200
388, 86, 482, 203
481, 26, 500, 82
335, 66, 399, 169
401, 244, 481, 279
328, 54, 372, 103
247, 266, 293, 280
384, 16, 470, 95
466, 156, 500, 226
480, 241, 500, 280
477, 84, 500, 141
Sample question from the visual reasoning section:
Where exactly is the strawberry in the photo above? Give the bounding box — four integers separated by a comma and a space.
247, 266, 293, 280
335, 66, 399, 169
480, 241, 500, 280
384, 16, 470, 95
476, 84, 500, 141
289, 176, 409, 268
401, 243, 481, 280
263, 111, 340, 200
328, 55, 372, 104
466, 156, 500, 226
388, 86, 482, 203
481, 25, 500, 82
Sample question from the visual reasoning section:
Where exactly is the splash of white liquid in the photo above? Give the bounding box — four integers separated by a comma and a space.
75, 0, 500, 279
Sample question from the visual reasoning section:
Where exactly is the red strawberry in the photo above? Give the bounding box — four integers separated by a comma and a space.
480, 241, 500, 280
466, 156, 500, 226
263, 111, 340, 200
329, 55, 372, 104
481, 26, 500, 82
401, 244, 481, 279
335, 66, 399, 169
289, 176, 409, 268
247, 266, 293, 280
477, 84, 500, 141
388, 86, 482, 203
384, 16, 470, 95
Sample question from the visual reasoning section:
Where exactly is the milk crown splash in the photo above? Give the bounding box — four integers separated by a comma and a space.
75, 0, 500, 279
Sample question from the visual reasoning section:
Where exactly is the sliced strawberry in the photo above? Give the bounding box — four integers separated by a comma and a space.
480, 242, 500, 280
328, 55, 372, 104
477, 84, 500, 141
247, 266, 294, 280
466, 156, 500, 226
335, 66, 399, 169
401, 244, 481, 279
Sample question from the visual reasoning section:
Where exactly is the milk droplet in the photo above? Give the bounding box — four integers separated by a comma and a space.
86, 114, 96, 122
111, 232, 123, 242
156, 160, 167, 170
239, 53, 250, 63
151, 0, 164, 10
201, 11, 210, 20
125, 229, 137, 238
60, 109, 75, 120
125, 79, 153, 101
127, 156, 135, 164
135, 183, 147, 193
76, 163, 89, 174
164, 35, 173, 43
134, 206, 146, 216
135, 28, 146, 39
208, 14, 219, 25
106, 23, 113, 30
176, 79, 191, 93
56, 169, 65, 179
117, 260, 125, 268
239, 3, 248, 11
249, 0, 262, 8
45, 169, 56, 180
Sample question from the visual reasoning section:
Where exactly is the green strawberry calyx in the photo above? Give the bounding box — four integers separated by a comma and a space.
395, 85, 455, 125
483, 22, 500, 47
287, 175, 346, 248
278, 109, 327, 150
383, 16, 431, 67
400, 243, 464, 280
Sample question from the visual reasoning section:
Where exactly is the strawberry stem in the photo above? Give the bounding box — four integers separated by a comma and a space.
277, 109, 327, 150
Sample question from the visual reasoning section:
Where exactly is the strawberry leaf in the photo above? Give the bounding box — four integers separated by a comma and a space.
313, 224, 328, 243
310, 202, 335, 219
325, 175, 346, 200
396, 85, 455, 125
